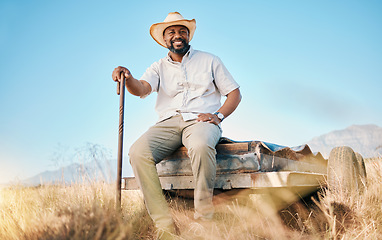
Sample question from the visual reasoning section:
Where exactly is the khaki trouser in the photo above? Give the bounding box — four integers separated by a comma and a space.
129, 114, 222, 233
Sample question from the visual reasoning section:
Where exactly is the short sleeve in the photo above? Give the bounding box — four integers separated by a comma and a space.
212, 56, 240, 96
140, 62, 160, 98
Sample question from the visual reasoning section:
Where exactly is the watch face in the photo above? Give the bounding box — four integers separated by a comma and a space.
217, 112, 224, 120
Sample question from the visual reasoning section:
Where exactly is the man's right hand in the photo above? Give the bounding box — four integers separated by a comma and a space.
112, 66, 132, 82
111, 66, 152, 97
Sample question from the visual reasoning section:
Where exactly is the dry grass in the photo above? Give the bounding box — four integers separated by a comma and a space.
1, 158, 382, 240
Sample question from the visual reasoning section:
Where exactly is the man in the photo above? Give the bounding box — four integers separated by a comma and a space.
112, 12, 241, 238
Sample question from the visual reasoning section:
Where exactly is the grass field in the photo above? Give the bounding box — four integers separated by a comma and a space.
1, 158, 381, 240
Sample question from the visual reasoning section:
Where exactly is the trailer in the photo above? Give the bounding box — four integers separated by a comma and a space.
122, 137, 367, 208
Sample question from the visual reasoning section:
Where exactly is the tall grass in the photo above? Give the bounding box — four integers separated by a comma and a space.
1, 158, 381, 239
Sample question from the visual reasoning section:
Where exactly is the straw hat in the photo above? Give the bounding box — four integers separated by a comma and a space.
150, 12, 196, 48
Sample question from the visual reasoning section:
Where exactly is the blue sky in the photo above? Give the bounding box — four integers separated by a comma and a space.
1, 0, 381, 183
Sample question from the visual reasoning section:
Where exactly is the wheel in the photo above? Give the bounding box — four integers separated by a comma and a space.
354, 152, 367, 189
327, 146, 365, 194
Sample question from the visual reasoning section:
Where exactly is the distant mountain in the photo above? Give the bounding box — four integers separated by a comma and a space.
306, 124, 382, 158
18, 159, 117, 186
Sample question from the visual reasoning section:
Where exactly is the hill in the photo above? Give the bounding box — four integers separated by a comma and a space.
306, 124, 382, 158
17, 159, 117, 186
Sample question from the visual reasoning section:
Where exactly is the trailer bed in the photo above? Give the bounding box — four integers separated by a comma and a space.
122, 138, 327, 195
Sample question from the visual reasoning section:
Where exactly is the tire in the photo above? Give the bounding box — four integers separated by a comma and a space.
327, 146, 364, 194
355, 152, 367, 190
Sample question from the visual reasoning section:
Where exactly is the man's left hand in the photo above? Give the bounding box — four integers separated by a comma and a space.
197, 113, 221, 125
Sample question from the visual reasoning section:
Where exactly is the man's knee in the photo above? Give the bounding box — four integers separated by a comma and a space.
187, 141, 216, 157
129, 140, 154, 167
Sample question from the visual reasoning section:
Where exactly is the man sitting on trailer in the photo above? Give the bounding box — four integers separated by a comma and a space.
112, 12, 241, 239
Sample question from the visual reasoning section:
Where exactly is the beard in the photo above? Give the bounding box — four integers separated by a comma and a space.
167, 38, 190, 54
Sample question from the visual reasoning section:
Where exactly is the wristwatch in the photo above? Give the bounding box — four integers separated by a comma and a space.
214, 112, 225, 121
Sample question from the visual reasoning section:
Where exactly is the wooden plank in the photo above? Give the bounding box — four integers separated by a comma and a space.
122, 171, 326, 191
163, 142, 251, 160
216, 142, 251, 154
123, 177, 139, 190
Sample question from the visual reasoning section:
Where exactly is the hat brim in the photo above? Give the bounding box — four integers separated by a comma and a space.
150, 19, 196, 48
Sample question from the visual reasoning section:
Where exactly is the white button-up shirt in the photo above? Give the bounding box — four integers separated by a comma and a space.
141, 46, 239, 122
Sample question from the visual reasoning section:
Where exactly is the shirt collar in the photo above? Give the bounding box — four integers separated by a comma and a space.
186, 46, 194, 58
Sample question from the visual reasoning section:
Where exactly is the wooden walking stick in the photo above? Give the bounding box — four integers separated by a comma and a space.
116, 72, 125, 209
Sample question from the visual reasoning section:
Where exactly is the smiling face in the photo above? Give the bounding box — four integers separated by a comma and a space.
163, 25, 190, 54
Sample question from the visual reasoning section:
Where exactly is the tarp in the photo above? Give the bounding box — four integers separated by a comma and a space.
218, 137, 325, 161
